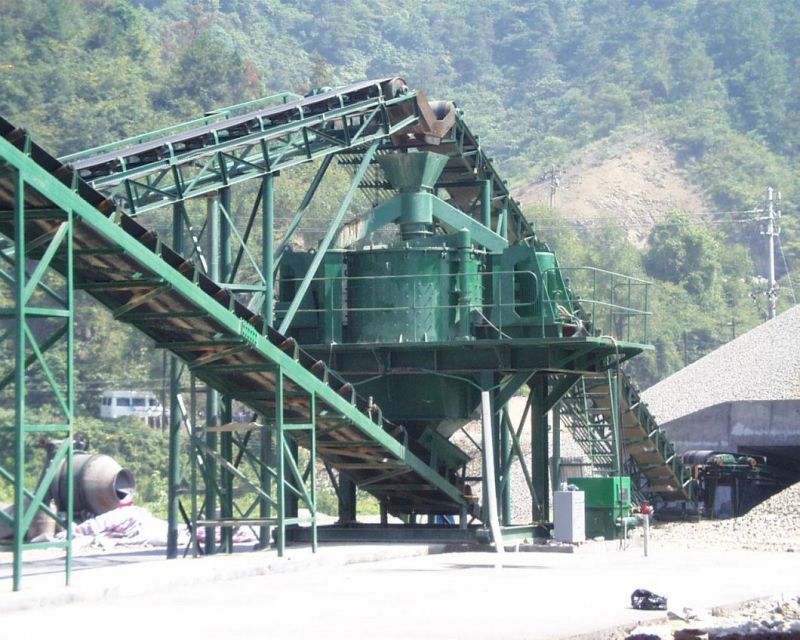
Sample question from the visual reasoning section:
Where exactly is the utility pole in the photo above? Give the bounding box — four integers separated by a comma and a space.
547, 165, 560, 211
761, 187, 781, 320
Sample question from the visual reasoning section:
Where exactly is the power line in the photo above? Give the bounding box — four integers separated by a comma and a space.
533, 207, 766, 222
534, 217, 762, 231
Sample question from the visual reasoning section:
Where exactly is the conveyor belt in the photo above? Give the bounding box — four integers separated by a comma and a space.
560, 371, 695, 502
0, 117, 468, 516
61, 77, 537, 245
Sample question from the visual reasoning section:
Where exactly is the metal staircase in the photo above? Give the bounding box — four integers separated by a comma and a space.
560, 369, 696, 502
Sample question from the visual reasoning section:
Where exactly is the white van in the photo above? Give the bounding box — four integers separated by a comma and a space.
100, 390, 166, 428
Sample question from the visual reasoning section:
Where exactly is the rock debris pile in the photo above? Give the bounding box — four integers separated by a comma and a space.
625, 595, 800, 639
648, 480, 800, 552
641, 305, 800, 425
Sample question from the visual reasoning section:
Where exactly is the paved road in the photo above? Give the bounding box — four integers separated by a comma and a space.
3, 543, 799, 639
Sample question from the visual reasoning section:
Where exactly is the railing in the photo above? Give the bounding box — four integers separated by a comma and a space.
272, 269, 542, 343
229, 263, 650, 345
547, 267, 652, 344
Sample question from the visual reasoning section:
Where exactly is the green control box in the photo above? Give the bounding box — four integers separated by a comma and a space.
567, 476, 632, 539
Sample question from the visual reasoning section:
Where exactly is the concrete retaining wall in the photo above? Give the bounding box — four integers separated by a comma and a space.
659, 399, 800, 453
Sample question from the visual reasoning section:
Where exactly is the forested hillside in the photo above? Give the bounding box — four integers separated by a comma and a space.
1, 0, 798, 400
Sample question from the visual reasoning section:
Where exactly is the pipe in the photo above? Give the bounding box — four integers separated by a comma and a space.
481, 390, 504, 555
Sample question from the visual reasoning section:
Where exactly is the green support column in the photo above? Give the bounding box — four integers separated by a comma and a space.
309, 392, 318, 553
552, 402, 561, 492
482, 179, 492, 229
220, 397, 233, 553
500, 402, 512, 526
205, 196, 220, 555
530, 373, 549, 521
286, 439, 299, 527
167, 203, 185, 559
275, 370, 286, 556
456, 229, 472, 340
220, 187, 232, 284
190, 374, 200, 557
258, 422, 272, 549
12, 171, 25, 590
64, 208, 75, 585
262, 175, 274, 327
218, 187, 233, 553
7, 168, 74, 590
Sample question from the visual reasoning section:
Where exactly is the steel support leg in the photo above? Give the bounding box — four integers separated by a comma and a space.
338, 476, 357, 523
500, 403, 512, 526
7, 168, 74, 590
276, 370, 285, 556
167, 203, 185, 559
258, 421, 272, 550
552, 402, 561, 491
531, 374, 549, 521
220, 397, 233, 553
262, 174, 274, 327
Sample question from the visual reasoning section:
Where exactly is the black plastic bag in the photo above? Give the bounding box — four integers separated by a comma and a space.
630, 588, 667, 610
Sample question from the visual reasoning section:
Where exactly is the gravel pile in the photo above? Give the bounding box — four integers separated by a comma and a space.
640, 304, 800, 424
626, 595, 800, 639
449, 396, 591, 522
647, 480, 800, 553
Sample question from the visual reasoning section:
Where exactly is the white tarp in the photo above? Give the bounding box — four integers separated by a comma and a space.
48, 506, 258, 548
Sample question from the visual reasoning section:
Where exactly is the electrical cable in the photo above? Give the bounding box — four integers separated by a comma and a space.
777, 235, 798, 305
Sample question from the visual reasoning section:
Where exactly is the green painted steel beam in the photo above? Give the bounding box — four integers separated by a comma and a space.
278, 141, 379, 334
305, 338, 644, 377
544, 374, 580, 413
274, 154, 333, 272
494, 371, 532, 408
82, 95, 419, 215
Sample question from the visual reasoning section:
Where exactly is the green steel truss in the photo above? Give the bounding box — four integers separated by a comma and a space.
0, 150, 75, 590
0, 76, 679, 588
0, 118, 467, 588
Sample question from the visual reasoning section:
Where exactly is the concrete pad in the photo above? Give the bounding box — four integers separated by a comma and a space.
2, 540, 799, 639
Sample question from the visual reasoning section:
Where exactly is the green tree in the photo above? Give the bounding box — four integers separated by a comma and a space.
644, 213, 722, 296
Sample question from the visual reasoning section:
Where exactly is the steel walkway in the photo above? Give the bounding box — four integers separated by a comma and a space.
0, 117, 468, 517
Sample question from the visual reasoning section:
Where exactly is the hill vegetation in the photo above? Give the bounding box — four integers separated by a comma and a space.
1, 0, 798, 400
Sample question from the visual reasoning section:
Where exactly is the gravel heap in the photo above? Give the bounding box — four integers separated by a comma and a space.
449, 396, 591, 522
625, 595, 800, 639
640, 304, 800, 424
647, 480, 800, 553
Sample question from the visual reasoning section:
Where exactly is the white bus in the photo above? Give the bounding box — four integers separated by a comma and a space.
100, 390, 166, 428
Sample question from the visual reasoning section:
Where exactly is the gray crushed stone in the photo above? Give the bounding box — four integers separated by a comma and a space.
640, 304, 800, 424
647, 480, 800, 552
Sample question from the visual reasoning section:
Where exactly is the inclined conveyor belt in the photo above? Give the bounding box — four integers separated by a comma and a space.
1, 75, 696, 517
60, 76, 536, 245
562, 371, 695, 502
0, 116, 468, 516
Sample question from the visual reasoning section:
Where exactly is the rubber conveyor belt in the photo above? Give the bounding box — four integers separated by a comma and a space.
563, 371, 695, 502
0, 116, 468, 516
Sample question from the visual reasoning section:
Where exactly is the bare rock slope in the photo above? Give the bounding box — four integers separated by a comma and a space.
515, 133, 708, 245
